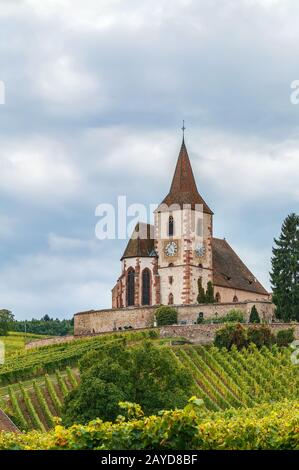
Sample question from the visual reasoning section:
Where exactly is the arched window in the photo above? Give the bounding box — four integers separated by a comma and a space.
215, 292, 221, 303
233, 295, 238, 303
127, 268, 135, 306
142, 268, 151, 306
168, 293, 174, 305
168, 215, 174, 236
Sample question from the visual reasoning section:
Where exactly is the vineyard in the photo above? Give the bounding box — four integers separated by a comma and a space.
0, 367, 79, 431
0, 329, 158, 385
0, 329, 298, 436
173, 343, 299, 411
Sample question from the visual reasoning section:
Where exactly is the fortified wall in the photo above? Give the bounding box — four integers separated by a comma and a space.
74, 300, 274, 336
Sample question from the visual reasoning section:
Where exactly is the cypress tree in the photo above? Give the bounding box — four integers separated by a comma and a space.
206, 281, 215, 303
270, 213, 299, 321
197, 278, 206, 303
249, 305, 260, 323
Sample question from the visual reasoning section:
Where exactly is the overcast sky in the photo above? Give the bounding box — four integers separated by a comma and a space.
0, 0, 298, 320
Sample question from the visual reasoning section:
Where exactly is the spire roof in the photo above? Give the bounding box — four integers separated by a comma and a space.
159, 138, 213, 214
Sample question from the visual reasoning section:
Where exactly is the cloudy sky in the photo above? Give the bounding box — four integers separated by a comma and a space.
0, 0, 298, 320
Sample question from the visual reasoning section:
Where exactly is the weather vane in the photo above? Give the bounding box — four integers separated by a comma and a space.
181, 120, 186, 136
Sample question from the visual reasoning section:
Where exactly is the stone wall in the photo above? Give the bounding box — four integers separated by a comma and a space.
74, 300, 275, 336
160, 322, 299, 344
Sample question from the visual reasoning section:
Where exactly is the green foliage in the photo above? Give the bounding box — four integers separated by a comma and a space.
224, 309, 245, 323
62, 341, 193, 426
270, 213, 299, 321
197, 278, 206, 303
196, 312, 204, 324
0, 330, 156, 385
0, 400, 298, 450
249, 305, 261, 323
205, 281, 215, 303
247, 325, 275, 348
214, 323, 247, 350
155, 306, 177, 326
0, 310, 14, 336
276, 328, 295, 347
11, 315, 74, 336
197, 279, 215, 304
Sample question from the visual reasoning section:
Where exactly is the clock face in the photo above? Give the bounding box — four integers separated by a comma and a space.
165, 241, 178, 257
195, 243, 206, 258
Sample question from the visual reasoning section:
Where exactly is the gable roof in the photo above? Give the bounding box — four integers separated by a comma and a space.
158, 139, 213, 214
121, 223, 155, 260
212, 237, 269, 295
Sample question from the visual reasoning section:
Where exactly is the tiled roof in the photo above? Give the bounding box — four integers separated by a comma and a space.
158, 139, 213, 214
212, 237, 269, 296
121, 223, 156, 260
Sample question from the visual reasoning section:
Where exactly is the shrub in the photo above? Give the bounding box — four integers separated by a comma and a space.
214, 323, 247, 350
224, 309, 245, 323
276, 328, 295, 347
155, 306, 177, 326
196, 312, 204, 324
1, 399, 298, 450
247, 325, 275, 348
249, 305, 260, 323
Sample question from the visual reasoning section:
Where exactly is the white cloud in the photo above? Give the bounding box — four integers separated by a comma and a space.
0, 136, 80, 201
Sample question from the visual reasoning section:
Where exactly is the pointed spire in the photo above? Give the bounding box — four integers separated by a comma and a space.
159, 136, 213, 214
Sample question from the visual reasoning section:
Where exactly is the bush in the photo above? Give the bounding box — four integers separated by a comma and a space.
214, 323, 247, 350
155, 306, 177, 326
249, 305, 260, 323
276, 328, 295, 347
247, 325, 275, 348
1, 400, 298, 450
224, 309, 245, 323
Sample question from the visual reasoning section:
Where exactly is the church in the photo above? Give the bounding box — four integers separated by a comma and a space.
112, 136, 270, 309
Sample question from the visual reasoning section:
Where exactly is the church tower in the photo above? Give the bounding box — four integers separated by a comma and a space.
154, 136, 214, 305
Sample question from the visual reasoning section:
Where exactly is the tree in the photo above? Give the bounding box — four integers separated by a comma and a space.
62, 342, 193, 426
249, 305, 260, 323
205, 281, 215, 303
247, 325, 275, 348
214, 323, 247, 350
155, 306, 177, 326
270, 213, 299, 321
197, 278, 206, 303
0, 310, 14, 336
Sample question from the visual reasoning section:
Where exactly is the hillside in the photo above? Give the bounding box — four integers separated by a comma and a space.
0, 329, 298, 435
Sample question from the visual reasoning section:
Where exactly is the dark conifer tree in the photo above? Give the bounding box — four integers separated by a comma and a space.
270, 213, 299, 321
249, 305, 260, 323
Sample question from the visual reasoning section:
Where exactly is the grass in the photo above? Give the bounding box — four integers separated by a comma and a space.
0, 332, 50, 358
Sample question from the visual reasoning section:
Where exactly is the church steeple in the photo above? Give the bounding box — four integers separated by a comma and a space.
159, 136, 213, 214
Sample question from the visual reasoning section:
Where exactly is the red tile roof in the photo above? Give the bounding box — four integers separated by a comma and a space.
158, 139, 213, 214
212, 237, 269, 296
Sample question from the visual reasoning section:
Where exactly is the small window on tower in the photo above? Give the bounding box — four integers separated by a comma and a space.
168, 215, 174, 236
168, 293, 174, 305
233, 295, 238, 303
169, 276, 173, 285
